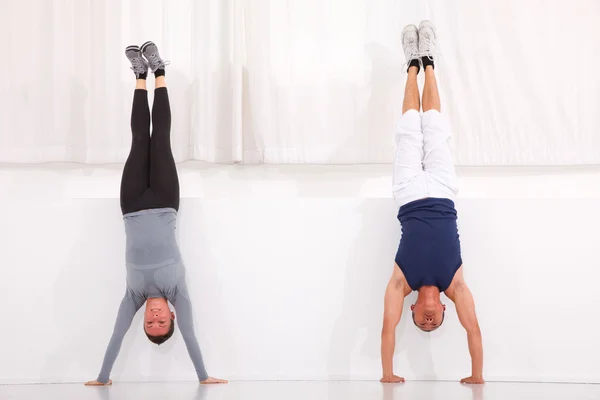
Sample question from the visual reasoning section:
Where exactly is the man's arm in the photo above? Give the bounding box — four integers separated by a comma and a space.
86, 290, 143, 385
446, 270, 484, 384
380, 265, 410, 383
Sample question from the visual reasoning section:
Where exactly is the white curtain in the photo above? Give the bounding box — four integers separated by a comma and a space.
0, 0, 242, 164
1, 0, 599, 165
242, 0, 600, 165
242, 0, 406, 164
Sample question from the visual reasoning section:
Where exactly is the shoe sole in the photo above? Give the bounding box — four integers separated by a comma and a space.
402, 24, 418, 37
125, 45, 140, 55
418, 20, 436, 50
419, 20, 435, 32
141, 41, 155, 54
402, 24, 418, 53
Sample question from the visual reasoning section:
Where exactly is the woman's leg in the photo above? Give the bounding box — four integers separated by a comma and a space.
120, 76, 151, 215
149, 75, 180, 211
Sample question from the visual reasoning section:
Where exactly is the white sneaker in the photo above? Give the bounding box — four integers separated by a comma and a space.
402, 24, 420, 69
418, 20, 436, 61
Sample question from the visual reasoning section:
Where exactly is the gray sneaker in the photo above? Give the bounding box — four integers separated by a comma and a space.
125, 45, 148, 78
141, 41, 169, 73
402, 24, 419, 70
418, 20, 436, 61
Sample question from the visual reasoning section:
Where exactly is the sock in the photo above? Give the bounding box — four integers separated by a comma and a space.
137, 71, 148, 80
421, 56, 434, 70
407, 59, 420, 73
154, 68, 165, 78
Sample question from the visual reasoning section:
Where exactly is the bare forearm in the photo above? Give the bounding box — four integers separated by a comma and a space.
448, 277, 483, 380
381, 330, 396, 376
380, 270, 406, 381
467, 330, 483, 378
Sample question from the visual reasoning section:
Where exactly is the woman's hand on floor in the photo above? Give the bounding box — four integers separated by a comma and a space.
201, 377, 228, 384
84, 380, 112, 386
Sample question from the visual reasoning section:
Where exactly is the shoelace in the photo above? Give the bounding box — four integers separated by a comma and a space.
130, 56, 147, 74
146, 52, 171, 71
402, 40, 420, 71
419, 35, 436, 60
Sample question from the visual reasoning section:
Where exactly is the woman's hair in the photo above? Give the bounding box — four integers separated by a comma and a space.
146, 319, 175, 345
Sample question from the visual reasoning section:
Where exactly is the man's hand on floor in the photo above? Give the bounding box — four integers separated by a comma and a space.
460, 376, 485, 384
380, 375, 405, 383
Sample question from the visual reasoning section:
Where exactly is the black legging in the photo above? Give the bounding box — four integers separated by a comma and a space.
120, 88, 179, 215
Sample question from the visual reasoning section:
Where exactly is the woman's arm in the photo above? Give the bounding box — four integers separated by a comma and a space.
172, 283, 228, 384
87, 290, 143, 385
172, 285, 210, 382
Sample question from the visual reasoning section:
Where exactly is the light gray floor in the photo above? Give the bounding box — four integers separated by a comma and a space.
1, 381, 600, 400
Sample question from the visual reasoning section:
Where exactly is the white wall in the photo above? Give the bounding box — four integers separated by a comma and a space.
1, 164, 599, 384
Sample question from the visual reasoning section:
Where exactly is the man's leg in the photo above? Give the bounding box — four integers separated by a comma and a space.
392, 65, 427, 206
422, 66, 440, 113
403, 66, 420, 114
420, 20, 439, 113
419, 21, 458, 198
